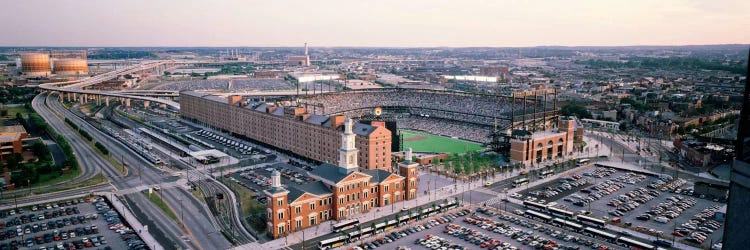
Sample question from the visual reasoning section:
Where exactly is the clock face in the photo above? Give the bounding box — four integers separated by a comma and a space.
374, 107, 382, 116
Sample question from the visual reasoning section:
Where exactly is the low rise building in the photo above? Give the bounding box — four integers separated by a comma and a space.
0, 125, 29, 161
264, 119, 418, 239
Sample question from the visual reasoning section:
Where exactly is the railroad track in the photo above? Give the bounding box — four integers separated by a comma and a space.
195, 178, 256, 244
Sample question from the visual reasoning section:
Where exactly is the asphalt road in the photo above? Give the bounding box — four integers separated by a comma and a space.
37, 92, 236, 249
55, 93, 240, 249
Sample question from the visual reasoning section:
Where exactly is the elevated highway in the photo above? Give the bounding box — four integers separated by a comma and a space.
37, 60, 182, 109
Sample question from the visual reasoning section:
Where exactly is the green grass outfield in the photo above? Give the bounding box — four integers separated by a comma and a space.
400, 130, 484, 154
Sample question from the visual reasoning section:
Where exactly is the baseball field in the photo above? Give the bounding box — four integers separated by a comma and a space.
400, 130, 484, 154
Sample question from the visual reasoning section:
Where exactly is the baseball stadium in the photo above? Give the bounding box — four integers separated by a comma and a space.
297, 88, 560, 151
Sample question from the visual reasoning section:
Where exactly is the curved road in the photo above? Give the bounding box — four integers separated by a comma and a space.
45, 92, 235, 249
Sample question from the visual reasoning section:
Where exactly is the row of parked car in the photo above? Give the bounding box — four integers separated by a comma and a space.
1, 207, 80, 230
415, 234, 467, 250
607, 187, 659, 218
444, 223, 517, 250
0, 199, 87, 219
611, 172, 647, 185
197, 130, 256, 155
568, 179, 624, 207
647, 176, 686, 193
475, 208, 611, 250
636, 195, 696, 224
356, 209, 471, 250
1, 235, 107, 250
530, 175, 589, 199
91, 198, 147, 250
273, 167, 315, 185
674, 204, 723, 245
582, 168, 617, 179
1, 213, 94, 241
238, 171, 272, 188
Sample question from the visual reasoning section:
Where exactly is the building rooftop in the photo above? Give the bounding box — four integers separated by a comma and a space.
305, 114, 329, 125
530, 130, 566, 139
353, 123, 377, 136
287, 181, 332, 202
271, 106, 285, 116
265, 186, 288, 195
362, 169, 394, 184
0, 134, 21, 142
310, 163, 352, 184
0, 125, 26, 134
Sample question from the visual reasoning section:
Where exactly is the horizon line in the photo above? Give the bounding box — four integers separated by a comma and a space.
0, 43, 748, 49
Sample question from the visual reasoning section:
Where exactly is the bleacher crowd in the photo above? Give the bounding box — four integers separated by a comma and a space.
155, 79, 292, 91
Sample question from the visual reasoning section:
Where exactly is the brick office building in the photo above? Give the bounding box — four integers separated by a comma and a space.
180, 91, 392, 170
264, 119, 418, 238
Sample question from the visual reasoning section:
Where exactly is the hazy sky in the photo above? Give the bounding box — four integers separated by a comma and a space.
2, 0, 748, 47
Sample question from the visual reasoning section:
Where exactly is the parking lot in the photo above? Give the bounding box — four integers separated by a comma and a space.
551, 166, 725, 248
0, 196, 146, 250
228, 162, 318, 205
193, 129, 270, 160
351, 206, 624, 250
519, 173, 592, 205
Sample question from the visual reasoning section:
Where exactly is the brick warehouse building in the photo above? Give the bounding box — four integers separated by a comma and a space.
180, 91, 392, 170
509, 117, 583, 165
264, 118, 418, 238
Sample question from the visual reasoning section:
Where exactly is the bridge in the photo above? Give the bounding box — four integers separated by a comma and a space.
37, 60, 182, 109
35, 59, 333, 110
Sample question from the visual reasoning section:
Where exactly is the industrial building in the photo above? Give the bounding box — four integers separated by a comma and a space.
287, 43, 311, 67
179, 91, 392, 170
18, 50, 88, 77
19, 52, 51, 77
51, 50, 88, 75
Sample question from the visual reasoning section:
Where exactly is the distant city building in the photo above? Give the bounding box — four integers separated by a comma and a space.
674, 139, 713, 168
179, 91, 392, 170
580, 118, 620, 130
479, 66, 509, 81
287, 43, 311, 66
723, 50, 750, 249
263, 121, 417, 239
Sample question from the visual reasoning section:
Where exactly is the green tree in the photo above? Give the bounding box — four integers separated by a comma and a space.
31, 141, 50, 161
560, 103, 592, 118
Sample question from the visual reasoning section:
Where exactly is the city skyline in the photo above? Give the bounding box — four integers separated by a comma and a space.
1, 0, 749, 47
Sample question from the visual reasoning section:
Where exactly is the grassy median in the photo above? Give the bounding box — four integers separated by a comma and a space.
145, 191, 179, 222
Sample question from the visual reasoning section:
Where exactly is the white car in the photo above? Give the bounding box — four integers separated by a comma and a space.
654, 216, 669, 223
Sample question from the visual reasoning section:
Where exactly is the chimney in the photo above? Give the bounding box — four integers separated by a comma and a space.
304, 42, 308, 56
227, 95, 242, 105
331, 115, 346, 128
